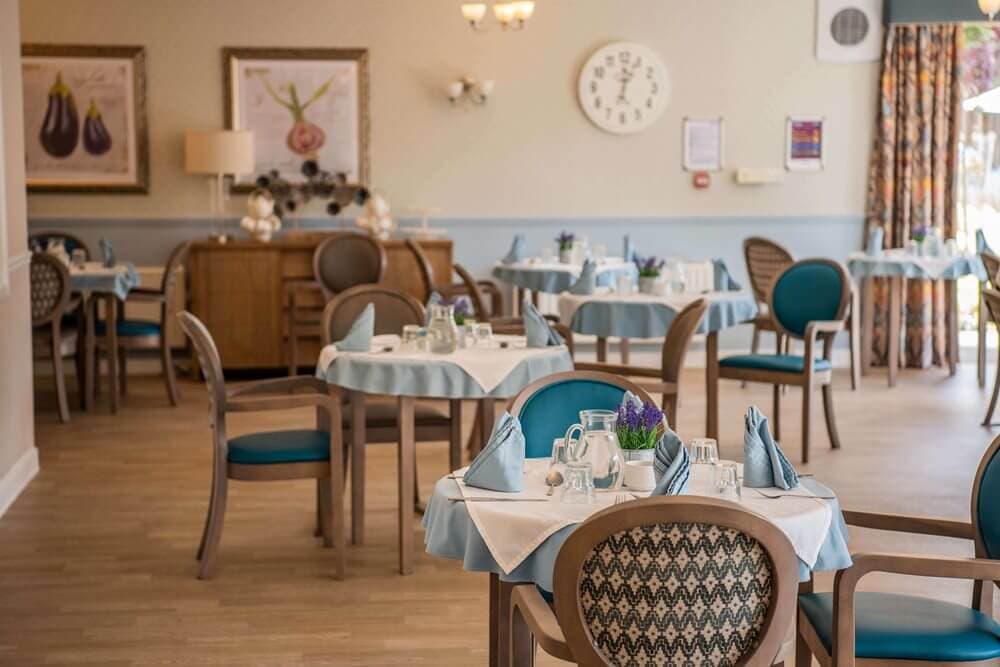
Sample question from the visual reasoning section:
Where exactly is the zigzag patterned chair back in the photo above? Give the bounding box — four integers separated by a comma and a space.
552, 497, 798, 666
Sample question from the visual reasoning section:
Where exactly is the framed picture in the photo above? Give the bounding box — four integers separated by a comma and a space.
21, 44, 149, 193
785, 116, 825, 171
682, 117, 724, 172
223, 47, 369, 192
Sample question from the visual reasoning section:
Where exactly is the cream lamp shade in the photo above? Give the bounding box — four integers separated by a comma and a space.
184, 130, 255, 176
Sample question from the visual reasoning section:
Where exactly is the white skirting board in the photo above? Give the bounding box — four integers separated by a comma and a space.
0, 446, 39, 519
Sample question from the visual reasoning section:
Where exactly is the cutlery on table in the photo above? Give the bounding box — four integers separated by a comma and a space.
449, 497, 550, 503
544, 469, 564, 496
751, 488, 835, 500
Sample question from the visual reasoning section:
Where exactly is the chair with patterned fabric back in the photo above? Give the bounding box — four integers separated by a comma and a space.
510, 496, 798, 666
30, 252, 83, 423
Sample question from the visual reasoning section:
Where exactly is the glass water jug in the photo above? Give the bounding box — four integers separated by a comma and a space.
427, 303, 458, 354
563, 409, 624, 490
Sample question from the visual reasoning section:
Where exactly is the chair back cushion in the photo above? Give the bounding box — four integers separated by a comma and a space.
30, 253, 71, 326
313, 234, 387, 298
975, 436, 1000, 559
770, 259, 848, 338
321, 285, 425, 346
552, 498, 797, 667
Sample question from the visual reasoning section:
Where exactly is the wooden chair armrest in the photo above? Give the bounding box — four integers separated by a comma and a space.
225, 392, 335, 414
510, 585, 573, 663
805, 320, 844, 336
488, 316, 524, 328
125, 288, 166, 303
636, 381, 679, 396
228, 375, 329, 398
573, 361, 661, 378
842, 510, 974, 540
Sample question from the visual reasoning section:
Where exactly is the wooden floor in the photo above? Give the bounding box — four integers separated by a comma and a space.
3, 361, 999, 665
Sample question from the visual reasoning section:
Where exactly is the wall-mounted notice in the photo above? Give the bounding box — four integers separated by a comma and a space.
786, 116, 824, 171
682, 117, 724, 172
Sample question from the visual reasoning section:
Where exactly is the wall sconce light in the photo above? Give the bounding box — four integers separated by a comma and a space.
981, 0, 1000, 20
461, 2, 534, 31
447, 77, 494, 106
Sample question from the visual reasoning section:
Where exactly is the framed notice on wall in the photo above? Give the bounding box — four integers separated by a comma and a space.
682, 117, 724, 172
785, 116, 825, 171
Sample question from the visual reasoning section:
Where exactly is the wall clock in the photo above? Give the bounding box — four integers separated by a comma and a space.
577, 41, 669, 134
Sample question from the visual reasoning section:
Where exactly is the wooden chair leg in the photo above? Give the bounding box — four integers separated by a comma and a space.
288, 319, 298, 377
197, 475, 228, 579
197, 466, 217, 560
74, 342, 86, 410
449, 400, 463, 471
744, 324, 761, 388
118, 347, 128, 397
795, 628, 812, 667
979, 287, 988, 388
466, 402, 484, 458
162, 338, 180, 406
319, 476, 333, 548
801, 381, 812, 464
849, 311, 860, 392
822, 384, 841, 450
510, 599, 537, 667
984, 355, 1000, 426
619, 338, 630, 365
314, 479, 323, 538
51, 330, 70, 424
772, 384, 781, 442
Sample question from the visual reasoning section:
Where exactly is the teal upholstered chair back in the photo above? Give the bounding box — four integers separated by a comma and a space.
974, 437, 1000, 560
509, 371, 655, 459
768, 259, 850, 339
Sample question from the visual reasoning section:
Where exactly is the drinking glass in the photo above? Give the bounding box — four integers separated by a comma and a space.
564, 409, 624, 490
560, 461, 596, 504
541, 247, 555, 263
689, 438, 719, 465
714, 463, 741, 501
615, 274, 634, 295
400, 325, 423, 351
70, 249, 87, 269
474, 322, 493, 349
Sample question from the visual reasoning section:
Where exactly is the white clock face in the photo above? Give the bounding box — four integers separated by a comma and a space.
577, 42, 670, 135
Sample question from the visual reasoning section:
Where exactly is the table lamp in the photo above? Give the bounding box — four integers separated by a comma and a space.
184, 130, 254, 241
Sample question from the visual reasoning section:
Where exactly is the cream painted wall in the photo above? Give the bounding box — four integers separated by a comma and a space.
1, 0, 37, 503
20, 0, 878, 221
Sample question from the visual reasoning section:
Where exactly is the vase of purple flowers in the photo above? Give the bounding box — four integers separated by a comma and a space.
556, 231, 575, 264
634, 255, 665, 294
616, 399, 664, 462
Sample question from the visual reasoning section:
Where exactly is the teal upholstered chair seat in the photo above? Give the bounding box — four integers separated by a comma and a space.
720, 354, 832, 374
227, 429, 331, 465
515, 379, 629, 459
799, 592, 1000, 662
95, 318, 161, 337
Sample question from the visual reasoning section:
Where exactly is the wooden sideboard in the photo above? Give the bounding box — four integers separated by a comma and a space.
188, 233, 452, 370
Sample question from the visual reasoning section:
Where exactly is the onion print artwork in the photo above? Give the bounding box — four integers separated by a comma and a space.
21, 45, 148, 192
224, 48, 370, 191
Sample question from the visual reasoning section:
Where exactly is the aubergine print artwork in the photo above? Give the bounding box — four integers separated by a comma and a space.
224, 48, 369, 192
21, 45, 148, 193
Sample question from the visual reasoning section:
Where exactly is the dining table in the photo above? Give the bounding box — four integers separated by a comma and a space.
424, 458, 850, 666
316, 333, 573, 575
492, 257, 637, 310
847, 250, 987, 387
557, 288, 759, 439
69, 261, 141, 413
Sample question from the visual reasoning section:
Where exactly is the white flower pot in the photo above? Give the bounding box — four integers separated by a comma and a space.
622, 448, 655, 463
559, 249, 573, 264
638, 276, 658, 294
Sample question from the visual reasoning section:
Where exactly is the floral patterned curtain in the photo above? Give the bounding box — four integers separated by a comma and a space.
865, 24, 962, 368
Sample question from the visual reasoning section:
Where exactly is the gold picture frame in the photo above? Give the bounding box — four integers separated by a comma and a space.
223, 47, 370, 193
21, 44, 149, 194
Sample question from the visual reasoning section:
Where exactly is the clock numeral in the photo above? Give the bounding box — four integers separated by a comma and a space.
619, 111, 626, 125
646, 66, 654, 79
650, 82, 659, 95
646, 97, 654, 109
605, 55, 615, 66
590, 81, 597, 94
619, 50, 630, 64
633, 56, 643, 69
594, 96, 602, 109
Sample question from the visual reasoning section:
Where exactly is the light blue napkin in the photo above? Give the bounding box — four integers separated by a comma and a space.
523, 300, 564, 347
623, 235, 635, 263
743, 405, 798, 490
651, 426, 689, 496
712, 258, 742, 291
568, 259, 597, 295
99, 238, 115, 268
502, 235, 526, 265
463, 412, 525, 492
978, 229, 994, 255
334, 302, 374, 352
866, 227, 884, 257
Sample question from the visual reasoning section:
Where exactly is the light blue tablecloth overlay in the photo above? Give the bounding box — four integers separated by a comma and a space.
317, 348, 574, 399
423, 474, 851, 589
492, 262, 637, 294
568, 292, 758, 339
847, 253, 987, 282
70, 262, 141, 301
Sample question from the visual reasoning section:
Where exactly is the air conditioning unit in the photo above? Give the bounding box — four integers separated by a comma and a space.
816, 0, 882, 63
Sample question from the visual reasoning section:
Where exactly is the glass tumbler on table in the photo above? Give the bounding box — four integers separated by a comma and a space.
473, 322, 493, 348
560, 461, 596, 504
689, 437, 719, 486
714, 463, 741, 501
70, 249, 87, 270
400, 325, 423, 352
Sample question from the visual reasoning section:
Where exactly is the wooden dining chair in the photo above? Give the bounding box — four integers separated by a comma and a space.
177, 311, 345, 580
30, 253, 84, 423
405, 237, 504, 320
287, 233, 388, 374
509, 370, 657, 459
320, 284, 462, 544
94, 241, 189, 406
981, 288, 1000, 426
978, 252, 1000, 388
796, 433, 1000, 666
510, 496, 798, 666
573, 299, 708, 427
712, 259, 850, 463
28, 230, 92, 259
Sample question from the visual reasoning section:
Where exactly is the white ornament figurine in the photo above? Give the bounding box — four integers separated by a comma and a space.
355, 192, 396, 240
240, 189, 282, 242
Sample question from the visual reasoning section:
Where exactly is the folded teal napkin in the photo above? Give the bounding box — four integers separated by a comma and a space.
523, 300, 564, 347
502, 235, 526, 265
99, 238, 115, 268
334, 302, 374, 352
651, 425, 689, 496
568, 259, 597, 295
712, 258, 742, 291
463, 412, 525, 492
978, 229, 993, 255
866, 227, 884, 257
743, 405, 798, 490
624, 235, 635, 263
